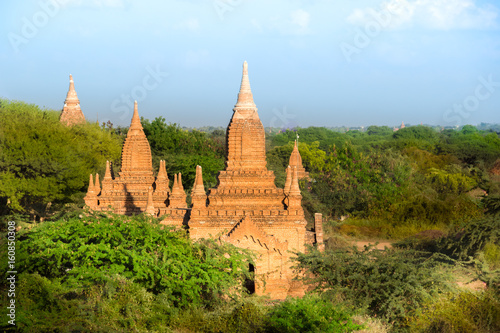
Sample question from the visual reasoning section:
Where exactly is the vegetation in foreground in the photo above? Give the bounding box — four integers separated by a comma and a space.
0, 213, 364, 332
1, 211, 499, 332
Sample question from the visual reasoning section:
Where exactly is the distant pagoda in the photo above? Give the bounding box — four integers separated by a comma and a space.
60, 74, 85, 126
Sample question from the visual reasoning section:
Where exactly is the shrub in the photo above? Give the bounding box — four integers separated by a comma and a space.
265, 294, 363, 333
409, 291, 500, 333
10, 213, 253, 308
293, 247, 453, 329
436, 216, 500, 261
3, 272, 174, 332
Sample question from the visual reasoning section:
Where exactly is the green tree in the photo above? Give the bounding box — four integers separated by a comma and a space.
0, 99, 123, 218
142, 117, 225, 189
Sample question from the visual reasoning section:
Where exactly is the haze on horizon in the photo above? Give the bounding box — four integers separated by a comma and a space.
1, 0, 499, 129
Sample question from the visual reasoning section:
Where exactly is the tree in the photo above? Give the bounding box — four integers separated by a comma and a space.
142, 117, 225, 189
0, 99, 123, 218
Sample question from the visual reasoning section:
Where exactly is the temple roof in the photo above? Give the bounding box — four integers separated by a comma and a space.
119, 101, 153, 178
233, 61, 258, 118
60, 74, 85, 126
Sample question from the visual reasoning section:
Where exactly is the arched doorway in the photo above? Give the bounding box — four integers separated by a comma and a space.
244, 263, 255, 294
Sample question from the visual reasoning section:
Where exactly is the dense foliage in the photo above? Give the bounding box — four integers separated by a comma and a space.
0, 213, 363, 332
0, 99, 123, 219
293, 246, 454, 329
267, 125, 499, 235
266, 295, 364, 333
142, 116, 225, 190
12, 213, 253, 308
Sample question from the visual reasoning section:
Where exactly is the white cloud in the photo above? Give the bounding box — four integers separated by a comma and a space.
291, 9, 310, 30
347, 0, 498, 30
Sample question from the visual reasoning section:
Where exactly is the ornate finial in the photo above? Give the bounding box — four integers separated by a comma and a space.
234, 61, 257, 110
129, 100, 143, 131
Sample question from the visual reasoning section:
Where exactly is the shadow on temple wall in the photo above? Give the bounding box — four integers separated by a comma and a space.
124, 184, 139, 215
183, 209, 191, 227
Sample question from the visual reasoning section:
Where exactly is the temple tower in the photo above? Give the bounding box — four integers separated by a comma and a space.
84, 102, 171, 216
288, 140, 309, 180
119, 101, 154, 184
186, 61, 308, 299
60, 74, 86, 126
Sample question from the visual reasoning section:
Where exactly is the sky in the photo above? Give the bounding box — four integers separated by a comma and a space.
1, 0, 499, 129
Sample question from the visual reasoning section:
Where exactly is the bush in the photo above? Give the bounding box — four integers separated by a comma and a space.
409, 291, 500, 333
9, 213, 253, 308
436, 216, 500, 261
2, 272, 174, 332
265, 294, 363, 333
293, 247, 453, 329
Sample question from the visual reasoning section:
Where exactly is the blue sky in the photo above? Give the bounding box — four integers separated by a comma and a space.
1, 0, 499, 128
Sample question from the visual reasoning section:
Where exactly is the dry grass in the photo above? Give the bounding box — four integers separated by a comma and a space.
352, 315, 389, 333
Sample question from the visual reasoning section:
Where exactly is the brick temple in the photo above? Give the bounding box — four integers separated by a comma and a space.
60, 75, 86, 126
84, 62, 323, 299
289, 139, 310, 180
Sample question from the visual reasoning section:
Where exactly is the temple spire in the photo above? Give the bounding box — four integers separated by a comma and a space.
69, 74, 75, 92
288, 140, 309, 180
191, 166, 206, 208
60, 74, 85, 126
129, 101, 143, 131
104, 161, 112, 180
289, 167, 301, 196
172, 174, 179, 195
145, 186, 156, 216
94, 173, 101, 195
192, 166, 205, 195
157, 160, 168, 180
234, 61, 257, 112
87, 174, 95, 195
178, 173, 184, 191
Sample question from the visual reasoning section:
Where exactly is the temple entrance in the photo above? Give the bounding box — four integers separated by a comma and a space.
244, 263, 255, 294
